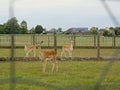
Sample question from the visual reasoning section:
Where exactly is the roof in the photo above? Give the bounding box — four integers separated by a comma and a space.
66, 27, 89, 33
47, 28, 56, 33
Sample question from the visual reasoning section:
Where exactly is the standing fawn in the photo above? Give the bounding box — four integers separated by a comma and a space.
38, 41, 58, 72
24, 42, 38, 57
61, 40, 74, 58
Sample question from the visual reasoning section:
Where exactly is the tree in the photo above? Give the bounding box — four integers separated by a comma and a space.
57, 28, 62, 32
109, 27, 114, 30
4, 17, 20, 34
20, 20, 28, 34
89, 27, 98, 35
114, 27, 120, 36
29, 27, 35, 34
0, 24, 4, 34
35, 25, 44, 34
108, 30, 115, 36
109, 27, 115, 35
103, 29, 109, 36
102, 29, 114, 36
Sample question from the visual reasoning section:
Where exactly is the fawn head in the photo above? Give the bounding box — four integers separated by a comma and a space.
37, 41, 44, 47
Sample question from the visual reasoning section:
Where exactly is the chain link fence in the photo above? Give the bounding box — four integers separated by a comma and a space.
0, 0, 120, 90
0, 34, 120, 58
0, 34, 120, 47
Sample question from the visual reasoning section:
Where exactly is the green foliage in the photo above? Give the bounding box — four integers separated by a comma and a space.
90, 27, 98, 35
3, 17, 20, 34
0, 24, 4, 34
102, 29, 115, 36
114, 27, 120, 36
35, 25, 44, 34
29, 27, 35, 34
103, 27, 120, 36
0, 17, 29, 34
20, 20, 27, 30
103, 29, 109, 36
20, 20, 28, 34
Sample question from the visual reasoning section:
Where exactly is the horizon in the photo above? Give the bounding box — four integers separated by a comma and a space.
0, 0, 120, 31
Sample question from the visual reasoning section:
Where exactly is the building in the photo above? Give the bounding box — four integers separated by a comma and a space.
65, 27, 89, 34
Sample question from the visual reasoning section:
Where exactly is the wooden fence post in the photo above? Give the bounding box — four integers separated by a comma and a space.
97, 34, 100, 59
94, 35, 96, 48
0, 38, 2, 46
73, 33, 76, 47
112, 35, 116, 48
48, 35, 50, 47
54, 31, 57, 52
32, 34, 35, 44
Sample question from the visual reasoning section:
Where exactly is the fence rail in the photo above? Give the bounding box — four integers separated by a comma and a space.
0, 34, 120, 59
0, 34, 120, 48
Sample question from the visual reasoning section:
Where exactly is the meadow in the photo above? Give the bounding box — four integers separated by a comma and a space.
0, 34, 120, 90
0, 48, 119, 58
0, 48, 120, 90
0, 61, 120, 90
0, 34, 120, 47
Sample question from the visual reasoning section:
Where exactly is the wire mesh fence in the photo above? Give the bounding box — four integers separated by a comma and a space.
0, 34, 120, 59
0, 34, 120, 47
0, 0, 120, 90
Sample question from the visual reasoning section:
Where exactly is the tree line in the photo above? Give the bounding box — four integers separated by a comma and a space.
90, 27, 120, 36
0, 17, 45, 34
0, 17, 120, 36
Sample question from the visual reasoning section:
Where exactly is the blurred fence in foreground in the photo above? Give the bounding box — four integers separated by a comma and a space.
0, 0, 120, 90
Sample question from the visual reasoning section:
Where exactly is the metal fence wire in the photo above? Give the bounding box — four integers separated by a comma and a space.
0, 0, 120, 90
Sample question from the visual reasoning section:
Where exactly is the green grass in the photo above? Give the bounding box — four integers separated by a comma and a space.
0, 34, 120, 47
0, 48, 120, 58
0, 61, 120, 90
0, 48, 120, 90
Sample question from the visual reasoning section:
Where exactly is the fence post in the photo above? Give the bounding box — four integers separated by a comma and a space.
0, 38, 2, 46
94, 35, 96, 48
112, 35, 116, 48
48, 35, 50, 47
73, 33, 76, 47
54, 31, 57, 52
32, 34, 35, 44
97, 34, 100, 59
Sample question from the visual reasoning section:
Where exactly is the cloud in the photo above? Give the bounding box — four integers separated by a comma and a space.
15, 0, 99, 10
0, 0, 120, 30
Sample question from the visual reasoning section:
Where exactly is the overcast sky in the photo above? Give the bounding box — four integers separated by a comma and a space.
0, 0, 120, 30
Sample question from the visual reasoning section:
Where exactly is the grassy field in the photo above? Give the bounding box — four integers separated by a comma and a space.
0, 61, 120, 90
0, 46, 120, 89
0, 48, 120, 57
0, 34, 120, 47
0, 48, 120, 90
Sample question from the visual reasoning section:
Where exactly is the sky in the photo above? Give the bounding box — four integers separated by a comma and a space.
0, 0, 120, 31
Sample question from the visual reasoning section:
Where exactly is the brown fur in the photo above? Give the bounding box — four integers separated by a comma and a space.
61, 40, 74, 58
24, 45, 36, 57
38, 41, 58, 72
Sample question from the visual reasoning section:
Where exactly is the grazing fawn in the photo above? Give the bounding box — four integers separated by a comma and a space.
61, 40, 74, 58
24, 42, 38, 57
38, 41, 58, 72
